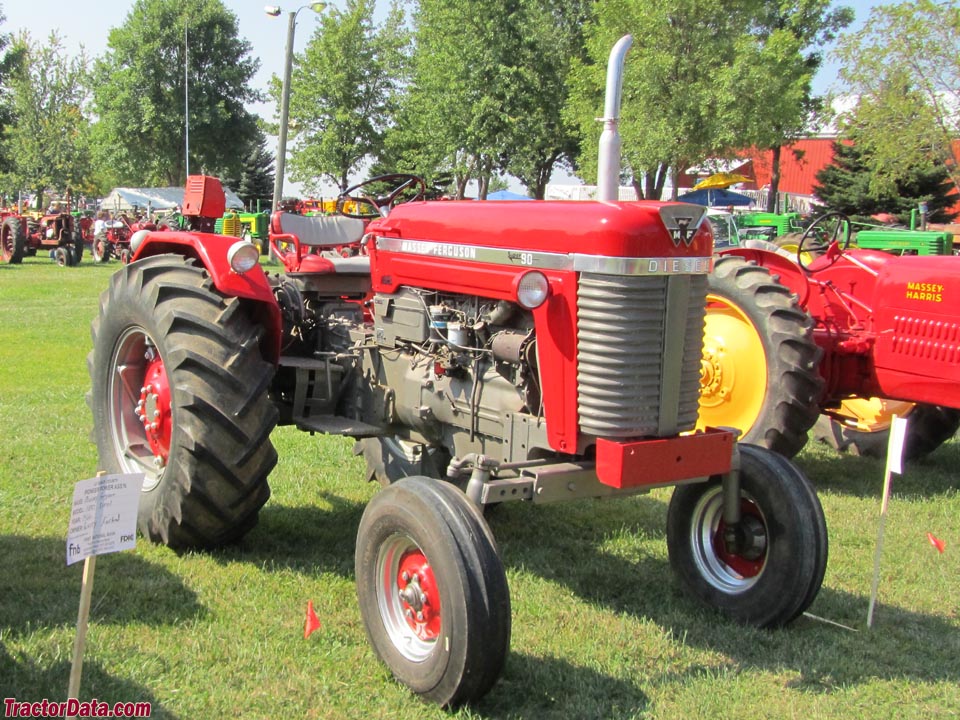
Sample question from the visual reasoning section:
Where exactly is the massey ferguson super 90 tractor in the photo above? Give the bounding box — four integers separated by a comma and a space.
698, 212, 960, 462
87, 38, 827, 706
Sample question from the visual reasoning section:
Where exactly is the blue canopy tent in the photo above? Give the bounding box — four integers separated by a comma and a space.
485, 190, 533, 201
677, 188, 753, 207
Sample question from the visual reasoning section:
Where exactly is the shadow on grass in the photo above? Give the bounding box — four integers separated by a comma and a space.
0, 644, 180, 718
796, 439, 960, 499
486, 498, 960, 692
208, 491, 366, 577
0, 534, 205, 638
476, 651, 650, 720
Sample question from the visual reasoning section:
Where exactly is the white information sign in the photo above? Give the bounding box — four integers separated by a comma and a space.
66, 473, 143, 566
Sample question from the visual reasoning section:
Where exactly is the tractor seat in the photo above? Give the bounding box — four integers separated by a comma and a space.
269, 212, 369, 274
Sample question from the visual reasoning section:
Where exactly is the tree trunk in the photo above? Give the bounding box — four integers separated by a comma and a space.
766, 144, 782, 213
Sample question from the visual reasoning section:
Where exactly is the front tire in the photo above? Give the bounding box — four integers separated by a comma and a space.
87, 254, 278, 548
355, 477, 510, 707
666, 444, 828, 628
699, 255, 823, 457
92, 238, 112, 263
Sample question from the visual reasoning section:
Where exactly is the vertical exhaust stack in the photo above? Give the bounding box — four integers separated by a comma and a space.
597, 35, 633, 203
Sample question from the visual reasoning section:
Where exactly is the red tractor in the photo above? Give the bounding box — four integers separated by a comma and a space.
1, 201, 85, 266
91, 213, 157, 264
699, 212, 960, 461
87, 40, 827, 706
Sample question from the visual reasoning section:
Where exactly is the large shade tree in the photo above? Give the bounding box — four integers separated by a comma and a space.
0, 31, 93, 206
565, 0, 850, 201
90, 0, 261, 188
278, 0, 406, 194
833, 0, 960, 197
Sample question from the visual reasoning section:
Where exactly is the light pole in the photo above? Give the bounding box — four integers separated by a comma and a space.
265, 3, 326, 211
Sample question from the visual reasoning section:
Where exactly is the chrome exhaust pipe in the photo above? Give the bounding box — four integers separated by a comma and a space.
597, 35, 632, 202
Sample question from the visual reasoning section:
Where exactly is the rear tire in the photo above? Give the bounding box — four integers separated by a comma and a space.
355, 477, 510, 707
814, 402, 960, 462
87, 254, 278, 548
2, 217, 25, 264
355, 436, 450, 487
666, 444, 828, 627
699, 255, 823, 457
92, 238, 112, 263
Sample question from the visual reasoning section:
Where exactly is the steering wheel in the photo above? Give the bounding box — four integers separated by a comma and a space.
797, 211, 851, 272
336, 173, 427, 219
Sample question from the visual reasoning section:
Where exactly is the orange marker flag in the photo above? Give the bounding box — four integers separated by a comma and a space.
304, 600, 321, 638
926, 532, 946, 554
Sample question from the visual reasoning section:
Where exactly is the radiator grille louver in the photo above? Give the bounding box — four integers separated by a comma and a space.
577, 273, 706, 438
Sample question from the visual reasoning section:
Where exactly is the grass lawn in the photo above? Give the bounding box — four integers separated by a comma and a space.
1, 257, 958, 719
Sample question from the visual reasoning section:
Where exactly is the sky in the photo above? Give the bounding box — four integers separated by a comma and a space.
0, 0, 883, 196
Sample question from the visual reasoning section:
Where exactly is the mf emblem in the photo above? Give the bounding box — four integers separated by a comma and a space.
659, 205, 705, 247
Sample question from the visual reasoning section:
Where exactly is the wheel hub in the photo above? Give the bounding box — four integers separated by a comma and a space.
136, 351, 172, 465
396, 550, 441, 641
712, 500, 766, 578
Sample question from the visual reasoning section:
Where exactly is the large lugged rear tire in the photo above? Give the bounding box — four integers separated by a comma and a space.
355, 436, 450, 487
87, 254, 278, 549
355, 477, 510, 707
698, 255, 823, 457
2, 217, 25, 264
666, 444, 828, 628
814, 400, 960, 462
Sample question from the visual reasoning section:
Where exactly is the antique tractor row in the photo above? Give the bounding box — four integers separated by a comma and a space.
87, 38, 828, 708
1, 208, 85, 266
698, 212, 960, 462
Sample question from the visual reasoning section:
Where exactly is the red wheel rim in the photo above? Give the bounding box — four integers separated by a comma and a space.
138, 353, 172, 460
396, 550, 442, 641
711, 498, 765, 578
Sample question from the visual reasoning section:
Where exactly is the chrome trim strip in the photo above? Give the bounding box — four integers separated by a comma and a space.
375, 237, 712, 276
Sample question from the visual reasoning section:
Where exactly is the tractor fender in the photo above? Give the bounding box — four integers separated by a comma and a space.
717, 247, 811, 306
131, 230, 283, 364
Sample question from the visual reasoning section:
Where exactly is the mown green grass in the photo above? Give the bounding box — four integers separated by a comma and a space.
1, 257, 958, 719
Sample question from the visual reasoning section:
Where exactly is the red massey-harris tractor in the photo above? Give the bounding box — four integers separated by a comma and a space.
1, 203, 85, 266
698, 212, 960, 461
87, 40, 828, 706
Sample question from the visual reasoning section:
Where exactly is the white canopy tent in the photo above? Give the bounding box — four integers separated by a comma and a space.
100, 186, 244, 212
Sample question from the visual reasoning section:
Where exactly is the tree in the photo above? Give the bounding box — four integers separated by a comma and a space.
565, 0, 851, 202
0, 31, 93, 206
566, 0, 760, 200
833, 0, 960, 197
237, 132, 275, 211
814, 138, 957, 223
0, 8, 25, 185
388, 0, 588, 199
733, 1, 853, 212
90, 0, 261, 188
279, 0, 406, 194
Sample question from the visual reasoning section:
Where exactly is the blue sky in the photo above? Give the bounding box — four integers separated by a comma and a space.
0, 0, 883, 194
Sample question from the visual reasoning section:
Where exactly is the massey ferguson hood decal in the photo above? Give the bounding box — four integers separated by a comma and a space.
660, 204, 707, 247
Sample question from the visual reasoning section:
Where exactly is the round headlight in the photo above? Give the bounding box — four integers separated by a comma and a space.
516, 271, 550, 309
227, 240, 260, 274
129, 229, 151, 253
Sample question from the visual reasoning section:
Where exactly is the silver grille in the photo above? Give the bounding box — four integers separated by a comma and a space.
577, 273, 706, 438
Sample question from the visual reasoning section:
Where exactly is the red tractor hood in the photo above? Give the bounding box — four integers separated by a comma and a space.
369, 200, 713, 259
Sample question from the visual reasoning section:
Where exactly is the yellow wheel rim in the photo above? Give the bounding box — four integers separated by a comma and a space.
776, 241, 818, 266
697, 294, 768, 436
830, 397, 916, 432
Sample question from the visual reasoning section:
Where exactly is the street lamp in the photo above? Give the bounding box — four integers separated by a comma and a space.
265, 3, 327, 211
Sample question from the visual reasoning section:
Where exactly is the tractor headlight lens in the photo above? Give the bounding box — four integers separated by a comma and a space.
516, 271, 549, 309
129, 229, 151, 254
228, 240, 260, 274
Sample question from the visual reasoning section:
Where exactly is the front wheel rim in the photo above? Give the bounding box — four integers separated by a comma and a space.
376, 533, 441, 662
107, 326, 173, 492
689, 487, 767, 594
